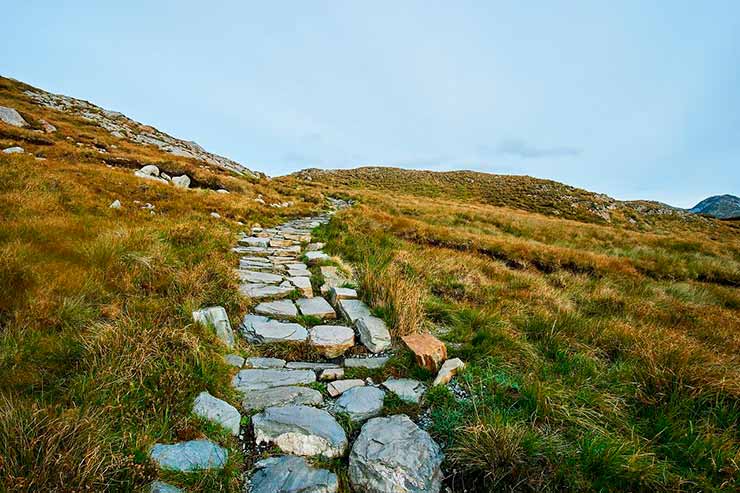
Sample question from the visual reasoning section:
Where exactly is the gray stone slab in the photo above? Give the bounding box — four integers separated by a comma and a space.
238, 269, 283, 284
338, 299, 372, 323
252, 405, 348, 457
334, 386, 385, 422
296, 297, 336, 319
240, 314, 308, 343
192, 391, 241, 436
232, 368, 316, 392
382, 378, 427, 404
344, 356, 390, 369
150, 439, 228, 472
254, 299, 298, 319
245, 356, 286, 368
356, 316, 392, 353
240, 283, 294, 300
242, 386, 323, 411
250, 455, 338, 493
192, 306, 234, 348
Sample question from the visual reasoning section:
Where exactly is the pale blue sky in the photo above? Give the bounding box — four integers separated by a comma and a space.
3, 1, 739, 207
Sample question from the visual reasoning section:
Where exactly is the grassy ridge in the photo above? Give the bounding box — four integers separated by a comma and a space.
314, 189, 740, 491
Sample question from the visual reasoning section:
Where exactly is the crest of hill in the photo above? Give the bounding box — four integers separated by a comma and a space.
689, 194, 740, 219
295, 166, 708, 227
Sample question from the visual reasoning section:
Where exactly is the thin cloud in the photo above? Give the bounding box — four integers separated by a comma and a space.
494, 139, 582, 159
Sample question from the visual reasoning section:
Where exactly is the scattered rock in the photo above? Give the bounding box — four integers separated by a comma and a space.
356, 316, 392, 353
192, 306, 235, 348
344, 357, 389, 369
338, 299, 372, 323
210, 212, 221, 219
252, 405, 348, 457
306, 242, 326, 251
192, 391, 241, 436
109, 199, 122, 209
348, 415, 444, 493
401, 333, 447, 372
216, 188, 229, 194
240, 314, 308, 343
296, 297, 336, 319
309, 325, 355, 358
2, 146, 24, 154
327, 379, 365, 397
249, 455, 339, 493
39, 119, 56, 133
382, 378, 426, 403
231, 368, 315, 392
171, 174, 191, 188
254, 299, 298, 319
242, 386, 323, 411
149, 439, 228, 472
0, 106, 28, 127
433, 358, 465, 386
334, 386, 385, 422
224, 354, 245, 367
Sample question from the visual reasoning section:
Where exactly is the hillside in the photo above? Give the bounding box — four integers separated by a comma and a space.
690, 194, 740, 219
1, 76, 740, 492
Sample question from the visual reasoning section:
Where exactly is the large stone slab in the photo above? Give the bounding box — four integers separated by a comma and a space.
150, 439, 228, 472
382, 378, 427, 404
239, 236, 271, 248
242, 386, 323, 411
329, 287, 358, 304
288, 268, 312, 278
254, 299, 298, 319
288, 276, 313, 297
192, 391, 241, 436
334, 386, 385, 422
192, 306, 234, 348
252, 405, 348, 457
240, 283, 294, 300
232, 368, 315, 392
344, 356, 390, 369
338, 299, 372, 323
305, 251, 330, 264
349, 415, 444, 493
0, 106, 28, 127
309, 325, 355, 358
240, 314, 308, 343
250, 455, 339, 493
245, 356, 286, 368
296, 297, 336, 319
356, 316, 392, 353
286, 361, 341, 371
327, 379, 365, 397
238, 270, 283, 284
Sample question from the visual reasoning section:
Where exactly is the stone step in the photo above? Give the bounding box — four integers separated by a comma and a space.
249, 455, 338, 493
242, 386, 323, 411
296, 297, 336, 319
333, 386, 385, 423
252, 405, 348, 457
232, 368, 316, 392
240, 314, 308, 343
149, 439, 228, 472
254, 299, 298, 319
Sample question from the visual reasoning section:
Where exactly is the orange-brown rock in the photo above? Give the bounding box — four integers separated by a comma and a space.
401, 333, 447, 372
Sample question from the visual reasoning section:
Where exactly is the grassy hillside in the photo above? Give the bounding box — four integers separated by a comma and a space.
0, 77, 325, 491
303, 179, 740, 491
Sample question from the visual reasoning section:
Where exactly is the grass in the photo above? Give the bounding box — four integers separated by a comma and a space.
308, 176, 740, 492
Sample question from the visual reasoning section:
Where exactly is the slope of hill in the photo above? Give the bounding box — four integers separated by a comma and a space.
689, 194, 740, 219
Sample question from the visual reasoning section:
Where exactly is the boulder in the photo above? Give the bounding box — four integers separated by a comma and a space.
401, 333, 447, 372
232, 368, 315, 392
245, 356, 286, 368
356, 316, 392, 353
334, 386, 385, 422
348, 415, 444, 493
433, 358, 465, 386
149, 439, 228, 472
382, 378, 426, 403
0, 106, 28, 127
138, 164, 160, 176
327, 379, 365, 398
242, 386, 323, 411
249, 455, 339, 493
252, 405, 348, 457
2, 146, 24, 154
309, 325, 355, 358
240, 314, 308, 343
296, 297, 336, 319
192, 306, 235, 348
254, 299, 298, 319
39, 119, 56, 133
192, 391, 241, 436
109, 199, 122, 209
171, 174, 191, 188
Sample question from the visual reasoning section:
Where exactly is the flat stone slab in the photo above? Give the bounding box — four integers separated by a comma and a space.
344, 357, 390, 369
287, 262, 308, 270
192, 306, 234, 348
250, 455, 339, 493
245, 356, 286, 368
150, 481, 182, 493
338, 299, 372, 323
382, 378, 427, 403
242, 386, 323, 411
241, 315, 308, 343
320, 368, 344, 381
252, 405, 348, 457
150, 439, 228, 472
238, 269, 283, 284
433, 358, 465, 386
296, 297, 336, 319
232, 368, 316, 392
309, 325, 355, 358
320, 266, 348, 289
224, 354, 245, 367
239, 236, 271, 247
327, 379, 365, 397
329, 287, 358, 303
192, 391, 241, 436
240, 283, 294, 300
356, 316, 392, 353
286, 361, 342, 371
305, 251, 330, 264
254, 299, 298, 319
288, 276, 313, 297
349, 415, 444, 493
0, 106, 28, 127
288, 268, 312, 277
334, 386, 385, 422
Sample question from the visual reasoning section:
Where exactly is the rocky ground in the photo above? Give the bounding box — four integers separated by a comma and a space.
147, 198, 461, 492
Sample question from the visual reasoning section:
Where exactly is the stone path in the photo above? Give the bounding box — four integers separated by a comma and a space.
149, 198, 451, 492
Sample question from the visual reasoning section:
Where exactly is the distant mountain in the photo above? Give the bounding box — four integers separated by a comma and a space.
689, 195, 740, 219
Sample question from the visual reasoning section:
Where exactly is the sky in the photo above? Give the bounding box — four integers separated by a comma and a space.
3, 1, 739, 207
